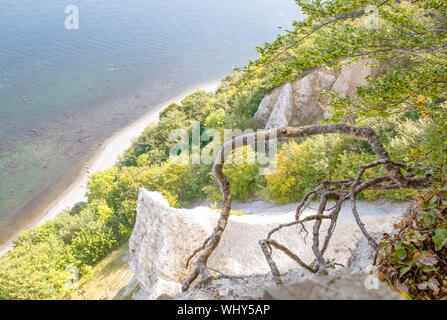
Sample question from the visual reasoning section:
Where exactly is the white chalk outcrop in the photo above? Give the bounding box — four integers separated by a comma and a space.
254, 59, 383, 129
128, 189, 402, 300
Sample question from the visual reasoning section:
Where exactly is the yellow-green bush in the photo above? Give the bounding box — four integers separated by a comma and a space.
332, 151, 385, 200
204, 146, 262, 203
264, 135, 345, 203
0, 235, 70, 300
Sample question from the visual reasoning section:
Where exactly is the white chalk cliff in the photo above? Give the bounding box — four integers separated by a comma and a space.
254, 59, 384, 129
128, 189, 402, 299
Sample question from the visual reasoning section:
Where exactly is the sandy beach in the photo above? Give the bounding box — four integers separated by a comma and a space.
0, 79, 221, 255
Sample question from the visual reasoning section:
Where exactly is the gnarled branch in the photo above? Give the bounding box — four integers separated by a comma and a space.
182, 124, 433, 291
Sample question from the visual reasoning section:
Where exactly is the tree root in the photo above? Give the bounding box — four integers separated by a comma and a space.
182, 124, 433, 291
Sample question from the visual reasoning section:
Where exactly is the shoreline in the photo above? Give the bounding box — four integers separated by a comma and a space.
0, 78, 221, 255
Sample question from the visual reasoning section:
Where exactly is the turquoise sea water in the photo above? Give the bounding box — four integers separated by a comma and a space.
0, 0, 302, 243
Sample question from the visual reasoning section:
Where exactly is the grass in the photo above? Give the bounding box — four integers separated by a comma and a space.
68, 243, 134, 300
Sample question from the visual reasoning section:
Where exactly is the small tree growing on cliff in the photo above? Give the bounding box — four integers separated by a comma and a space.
182, 0, 446, 292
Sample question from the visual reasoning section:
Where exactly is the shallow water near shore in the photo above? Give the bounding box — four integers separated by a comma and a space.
0, 0, 303, 245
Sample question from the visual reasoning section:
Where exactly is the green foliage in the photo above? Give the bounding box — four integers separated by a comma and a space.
112, 199, 138, 239
14, 221, 58, 247
119, 73, 265, 169
2, 0, 445, 300
68, 221, 117, 273
393, 120, 447, 181
205, 108, 226, 129
69, 202, 87, 216
136, 153, 151, 167
204, 146, 262, 202
332, 151, 386, 200
0, 235, 70, 300
261, 113, 445, 204
54, 209, 99, 245
176, 164, 213, 205
179, 91, 215, 122
243, 1, 446, 123
86, 167, 118, 201
264, 135, 346, 203
137, 161, 188, 207
375, 192, 447, 300
0, 199, 120, 299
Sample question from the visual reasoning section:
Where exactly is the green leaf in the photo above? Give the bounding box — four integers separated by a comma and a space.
399, 265, 412, 277
391, 242, 406, 261
421, 265, 436, 273
419, 211, 437, 228
432, 227, 447, 251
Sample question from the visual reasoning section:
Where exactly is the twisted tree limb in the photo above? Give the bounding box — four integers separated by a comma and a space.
182, 124, 433, 291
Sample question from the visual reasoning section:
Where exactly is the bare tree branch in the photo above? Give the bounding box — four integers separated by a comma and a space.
182, 123, 433, 291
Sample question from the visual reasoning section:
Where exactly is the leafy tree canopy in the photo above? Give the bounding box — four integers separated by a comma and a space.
240, 0, 446, 122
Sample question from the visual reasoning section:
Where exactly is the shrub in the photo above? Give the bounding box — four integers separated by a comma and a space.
375, 192, 447, 299
13, 221, 58, 247
69, 202, 87, 216
264, 135, 345, 203
136, 153, 151, 167
389, 118, 433, 158
53, 207, 99, 245
332, 151, 386, 200
86, 167, 118, 201
112, 199, 138, 239
390, 119, 447, 181
68, 219, 117, 273
176, 164, 213, 206
138, 161, 189, 207
0, 235, 70, 300
205, 108, 226, 129
204, 146, 262, 202
179, 91, 215, 122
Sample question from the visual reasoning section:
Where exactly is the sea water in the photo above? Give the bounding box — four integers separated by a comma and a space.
0, 0, 302, 243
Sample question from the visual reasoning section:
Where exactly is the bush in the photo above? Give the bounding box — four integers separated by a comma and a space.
112, 199, 138, 239
69, 202, 87, 216
205, 108, 226, 129
13, 221, 58, 247
204, 146, 263, 203
390, 118, 447, 181
179, 91, 215, 122
389, 118, 433, 158
68, 219, 117, 273
138, 161, 189, 207
0, 235, 70, 300
53, 207, 99, 245
86, 167, 118, 201
332, 151, 386, 200
375, 192, 447, 299
176, 164, 213, 206
264, 135, 345, 203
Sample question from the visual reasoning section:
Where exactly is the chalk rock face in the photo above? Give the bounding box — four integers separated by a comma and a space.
128, 190, 212, 299
128, 189, 308, 299
254, 59, 382, 129
128, 189, 398, 299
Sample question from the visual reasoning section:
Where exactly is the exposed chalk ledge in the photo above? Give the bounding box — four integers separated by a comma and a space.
127, 189, 405, 300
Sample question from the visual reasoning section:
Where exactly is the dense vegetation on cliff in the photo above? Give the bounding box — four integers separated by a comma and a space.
0, 0, 445, 299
